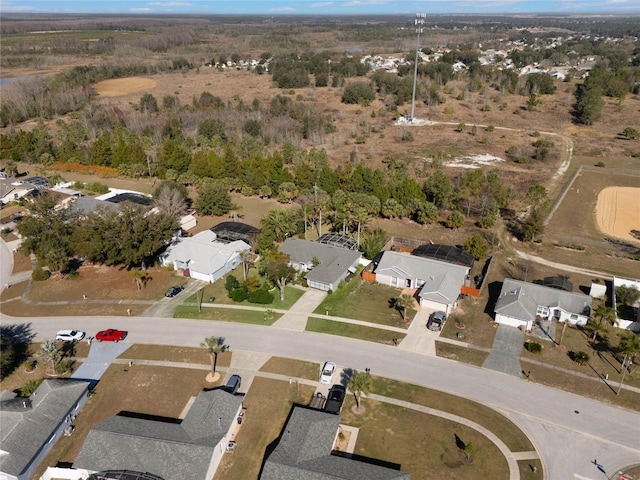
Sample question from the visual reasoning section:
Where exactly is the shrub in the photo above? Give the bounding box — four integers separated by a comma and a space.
342, 81, 375, 105
248, 288, 274, 304
19, 379, 43, 396
24, 359, 37, 372
225, 275, 240, 292
229, 288, 249, 302
570, 351, 590, 365
88, 182, 109, 194
54, 359, 74, 374
596, 161, 606, 167
485, 125, 495, 132
525, 341, 543, 353
32, 267, 51, 281
401, 130, 414, 142
443, 107, 454, 115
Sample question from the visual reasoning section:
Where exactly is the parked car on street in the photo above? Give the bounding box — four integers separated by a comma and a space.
324, 384, 346, 414
95, 329, 128, 342
56, 330, 85, 342
165, 285, 184, 298
320, 361, 336, 384
427, 311, 447, 331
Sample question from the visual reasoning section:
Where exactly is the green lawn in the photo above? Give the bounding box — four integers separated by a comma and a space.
306, 317, 404, 345
174, 306, 281, 325
313, 278, 411, 328
259, 357, 320, 381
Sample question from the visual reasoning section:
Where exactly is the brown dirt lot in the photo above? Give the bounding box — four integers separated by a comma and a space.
595, 186, 640, 245
94, 77, 158, 97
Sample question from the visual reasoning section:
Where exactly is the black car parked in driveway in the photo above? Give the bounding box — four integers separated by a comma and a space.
165, 286, 184, 298
324, 384, 346, 414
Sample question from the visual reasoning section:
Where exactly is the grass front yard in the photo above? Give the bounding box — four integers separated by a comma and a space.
174, 305, 282, 324
306, 317, 405, 345
259, 356, 320, 381
313, 277, 412, 328
341, 396, 509, 480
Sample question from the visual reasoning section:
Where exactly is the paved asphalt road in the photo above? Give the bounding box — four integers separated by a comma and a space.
1, 243, 639, 479
2, 314, 639, 480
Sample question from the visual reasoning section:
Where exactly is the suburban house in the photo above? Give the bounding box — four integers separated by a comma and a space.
494, 278, 592, 331
160, 229, 250, 283
372, 251, 470, 314
0, 379, 90, 480
261, 405, 409, 479
72, 389, 243, 480
211, 222, 261, 247
0, 175, 50, 205
613, 277, 640, 331
280, 238, 361, 292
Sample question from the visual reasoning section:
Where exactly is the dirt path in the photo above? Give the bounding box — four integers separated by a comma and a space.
514, 249, 614, 279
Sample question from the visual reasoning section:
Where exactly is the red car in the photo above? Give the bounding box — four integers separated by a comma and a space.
95, 329, 128, 343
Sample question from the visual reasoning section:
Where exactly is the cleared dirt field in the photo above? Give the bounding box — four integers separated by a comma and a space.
595, 186, 640, 245
94, 77, 158, 97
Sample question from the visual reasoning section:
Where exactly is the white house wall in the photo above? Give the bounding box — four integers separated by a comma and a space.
204, 403, 243, 480
419, 298, 452, 314
495, 313, 531, 329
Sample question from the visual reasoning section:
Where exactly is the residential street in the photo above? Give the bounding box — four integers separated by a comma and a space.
2, 313, 639, 480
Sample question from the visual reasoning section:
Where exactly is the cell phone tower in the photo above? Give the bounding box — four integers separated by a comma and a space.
410, 12, 426, 123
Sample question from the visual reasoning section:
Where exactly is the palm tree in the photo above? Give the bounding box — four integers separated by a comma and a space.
616, 332, 640, 395
594, 304, 616, 326
201, 336, 225, 377
585, 320, 608, 341
37, 340, 61, 373
348, 370, 372, 412
463, 442, 475, 462
131, 269, 151, 290
395, 294, 414, 322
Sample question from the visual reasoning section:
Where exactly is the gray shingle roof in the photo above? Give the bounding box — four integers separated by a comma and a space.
280, 239, 361, 286
375, 251, 468, 305
262, 407, 410, 480
494, 278, 592, 322
73, 389, 242, 480
0, 379, 90, 478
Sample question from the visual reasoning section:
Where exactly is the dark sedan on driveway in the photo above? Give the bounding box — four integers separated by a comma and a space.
165, 286, 184, 298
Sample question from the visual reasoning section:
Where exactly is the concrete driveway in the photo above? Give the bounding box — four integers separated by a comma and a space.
71, 341, 132, 384
482, 324, 524, 377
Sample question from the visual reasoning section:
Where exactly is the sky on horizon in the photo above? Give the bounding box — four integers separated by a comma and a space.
1, 0, 640, 15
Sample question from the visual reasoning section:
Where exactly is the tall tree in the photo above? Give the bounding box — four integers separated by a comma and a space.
616, 332, 640, 395
348, 370, 372, 411
594, 304, 616, 326
260, 252, 297, 301
36, 340, 61, 373
200, 336, 225, 377
260, 209, 300, 242
195, 182, 233, 216
395, 294, 414, 322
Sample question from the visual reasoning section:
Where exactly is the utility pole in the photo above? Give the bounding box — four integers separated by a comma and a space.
410, 12, 426, 123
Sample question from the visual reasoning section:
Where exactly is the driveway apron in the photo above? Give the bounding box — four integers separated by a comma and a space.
482, 324, 524, 377
71, 342, 132, 384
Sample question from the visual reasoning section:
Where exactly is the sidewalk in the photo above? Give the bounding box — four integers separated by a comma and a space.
272, 288, 327, 331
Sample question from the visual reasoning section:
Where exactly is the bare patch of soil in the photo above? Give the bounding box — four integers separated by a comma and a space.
595, 186, 640, 245
94, 77, 158, 97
